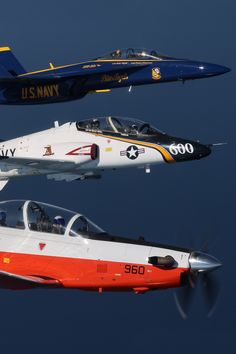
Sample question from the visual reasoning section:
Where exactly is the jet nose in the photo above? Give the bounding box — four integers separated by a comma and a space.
195, 143, 212, 159
197, 62, 231, 77
189, 251, 222, 272
166, 140, 212, 162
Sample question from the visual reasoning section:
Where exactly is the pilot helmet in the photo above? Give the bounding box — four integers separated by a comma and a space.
91, 119, 99, 128
112, 49, 121, 57
131, 124, 138, 131
54, 215, 65, 226
150, 50, 158, 57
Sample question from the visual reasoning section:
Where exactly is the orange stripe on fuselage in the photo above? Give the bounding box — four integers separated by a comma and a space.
94, 133, 175, 163
0, 251, 185, 291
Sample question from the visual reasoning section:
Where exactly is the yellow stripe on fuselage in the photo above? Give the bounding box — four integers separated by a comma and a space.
95, 89, 111, 93
0, 46, 11, 52
18, 58, 160, 77
95, 59, 155, 62
94, 133, 175, 163
19, 62, 87, 77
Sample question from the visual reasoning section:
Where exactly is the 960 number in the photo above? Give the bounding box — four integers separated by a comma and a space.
124, 264, 145, 275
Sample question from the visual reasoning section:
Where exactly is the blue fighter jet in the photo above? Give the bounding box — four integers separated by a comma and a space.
0, 46, 230, 105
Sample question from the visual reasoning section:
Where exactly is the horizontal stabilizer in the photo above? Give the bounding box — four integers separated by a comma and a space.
0, 270, 60, 290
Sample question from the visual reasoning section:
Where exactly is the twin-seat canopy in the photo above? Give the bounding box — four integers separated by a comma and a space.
0, 200, 105, 237
96, 48, 171, 61
76, 116, 164, 136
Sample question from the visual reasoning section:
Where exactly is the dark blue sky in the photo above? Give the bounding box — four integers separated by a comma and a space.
0, 1, 234, 353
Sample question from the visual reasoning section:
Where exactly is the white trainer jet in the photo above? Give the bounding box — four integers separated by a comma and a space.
0, 116, 212, 190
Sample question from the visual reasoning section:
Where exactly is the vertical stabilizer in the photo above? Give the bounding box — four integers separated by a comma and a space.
0, 47, 26, 76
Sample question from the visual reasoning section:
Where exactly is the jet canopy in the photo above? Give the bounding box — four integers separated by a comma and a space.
76, 116, 164, 137
96, 48, 171, 60
0, 200, 105, 237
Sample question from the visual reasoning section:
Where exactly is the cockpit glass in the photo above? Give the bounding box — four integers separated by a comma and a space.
96, 48, 171, 61
0, 200, 25, 229
76, 116, 164, 137
27, 201, 75, 235
69, 215, 105, 237
0, 200, 107, 238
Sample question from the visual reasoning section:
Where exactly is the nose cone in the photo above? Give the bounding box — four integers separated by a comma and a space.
189, 251, 222, 272
179, 60, 231, 80
165, 138, 212, 162
198, 62, 231, 77
194, 143, 212, 159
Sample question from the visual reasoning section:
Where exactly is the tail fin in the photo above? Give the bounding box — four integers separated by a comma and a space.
0, 47, 26, 76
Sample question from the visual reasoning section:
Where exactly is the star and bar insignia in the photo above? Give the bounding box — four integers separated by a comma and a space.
120, 145, 145, 160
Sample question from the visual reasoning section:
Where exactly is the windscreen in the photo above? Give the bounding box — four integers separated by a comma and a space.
76, 116, 164, 137
96, 48, 171, 60
0, 200, 25, 229
27, 201, 76, 235
69, 215, 106, 237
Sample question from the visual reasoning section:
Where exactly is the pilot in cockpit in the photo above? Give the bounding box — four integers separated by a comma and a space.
53, 215, 65, 235
37, 212, 52, 233
150, 50, 158, 57
130, 124, 138, 135
78, 216, 89, 233
111, 49, 121, 58
0, 211, 7, 227
91, 119, 100, 130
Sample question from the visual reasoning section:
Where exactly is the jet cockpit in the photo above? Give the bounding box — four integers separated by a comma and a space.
0, 200, 105, 237
76, 116, 165, 138
96, 48, 172, 61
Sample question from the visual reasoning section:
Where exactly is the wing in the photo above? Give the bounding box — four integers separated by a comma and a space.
0, 270, 60, 290
0, 62, 148, 83
47, 171, 101, 182
0, 156, 76, 171
1, 143, 99, 174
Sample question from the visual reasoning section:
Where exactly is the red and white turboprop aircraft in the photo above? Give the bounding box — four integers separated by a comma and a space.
0, 200, 221, 317
0, 116, 212, 190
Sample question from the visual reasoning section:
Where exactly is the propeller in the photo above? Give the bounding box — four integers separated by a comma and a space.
174, 251, 222, 319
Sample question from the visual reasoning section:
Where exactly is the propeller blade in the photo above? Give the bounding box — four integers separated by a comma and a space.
174, 272, 197, 319
201, 272, 221, 318
174, 286, 193, 319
